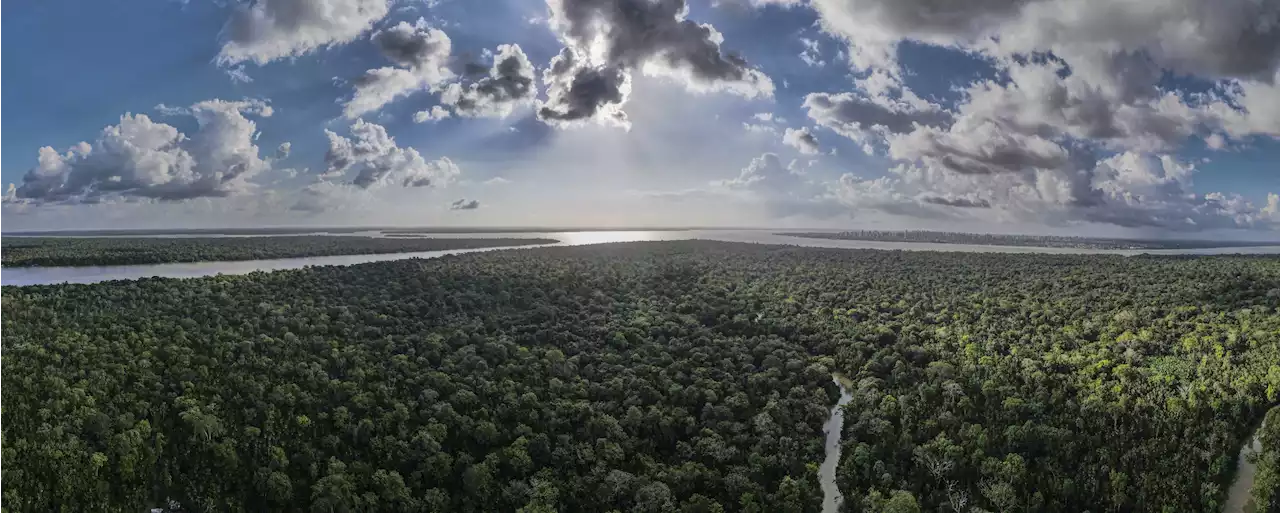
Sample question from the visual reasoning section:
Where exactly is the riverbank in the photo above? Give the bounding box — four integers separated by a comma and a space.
1223, 417, 1267, 513
1, 236, 557, 267
7, 230, 1280, 286
820, 374, 855, 513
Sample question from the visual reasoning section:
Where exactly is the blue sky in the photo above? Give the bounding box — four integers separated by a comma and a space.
4, 0, 1280, 238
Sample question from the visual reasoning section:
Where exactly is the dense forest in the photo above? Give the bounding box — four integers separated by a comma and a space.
3, 241, 1279, 512
1, 236, 556, 267
5, 228, 379, 237
1249, 407, 1280, 512
782, 230, 1280, 250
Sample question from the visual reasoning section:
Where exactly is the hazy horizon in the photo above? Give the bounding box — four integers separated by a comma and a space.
6, 224, 1280, 243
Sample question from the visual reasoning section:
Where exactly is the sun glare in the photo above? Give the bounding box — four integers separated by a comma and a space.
555, 230, 659, 246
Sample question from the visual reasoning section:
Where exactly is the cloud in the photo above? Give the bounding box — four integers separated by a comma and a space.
783, 127, 820, 155
538, 49, 633, 127
322, 119, 459, 188
344, 18, 453, 119
225, 65, 254, 84
954, 60, 1208, 152
371, 18, 449, 70
217, 0, 391, 66
10, 99, 276, 204
812, 0, 1280, 79
889, 121, 1073, 176
1073, 151, 1261, 230
346, 69, 431, 120
1211, 74, 1280, 139
641, 152, 841, 220
713, 152, 807, 192
994, 1, 1280, 84
439, 44, 537, 118
919, 194, 991, 208
810, 0, 1016, 71
743, 111, 785, 135
799, 0, 1280, 230
714, 0, 804, 8
1205, 133, 1227, 150
825, 173, 952, 220
809, 0, 1280, 150
538, 0, 774, 127
818, 150, 1280, 231
827, 37, 1276, 231
291, 180, 361, 212
153, 103, 191, 117
799, 38, 824, 67
450, 198, 480, 210
483, 176, 511, 185
804, 88, 951, 147
414, 105, 452, 123
275, 142, 291, 159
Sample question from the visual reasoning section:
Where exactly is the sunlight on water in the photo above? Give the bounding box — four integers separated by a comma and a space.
7, 230, 1280, 287
553, 231, 663, 246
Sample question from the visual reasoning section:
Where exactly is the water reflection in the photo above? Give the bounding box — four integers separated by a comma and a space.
553, 230, 664, 245
1223, 417, 1268, 513
5, 230, 1280, 286
0, 244, 552, 286
820, 375, 854, 513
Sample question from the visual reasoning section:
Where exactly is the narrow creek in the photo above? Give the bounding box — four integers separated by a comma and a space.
1223, 417, 1268, 513
820, 374, 855, 513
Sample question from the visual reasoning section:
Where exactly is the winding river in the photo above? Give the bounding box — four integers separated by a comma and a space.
0, 244, 555, 286
1223, 418, 1268, 513
7, 230, 1280, 286
820, 375, 854, 513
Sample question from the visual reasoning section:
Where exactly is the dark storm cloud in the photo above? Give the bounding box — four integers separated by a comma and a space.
538, 49, 631, 126
538, 0, 772, 127
442, 44, 537, 118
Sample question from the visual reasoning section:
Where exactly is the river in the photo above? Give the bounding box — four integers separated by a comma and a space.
1223, 418, 1268, 513
6, 230, 1280, 286
820, 374, 855, 513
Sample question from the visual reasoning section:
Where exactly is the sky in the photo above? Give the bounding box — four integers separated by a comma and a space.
4, 0, 1280, 238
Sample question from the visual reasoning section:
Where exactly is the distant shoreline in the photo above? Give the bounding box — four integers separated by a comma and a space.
780, 231, 1280, 251
1, 236, 557, 267
2, 226, 737, 237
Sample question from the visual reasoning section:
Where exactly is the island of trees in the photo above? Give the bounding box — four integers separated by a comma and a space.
781, 230, 1280, 250
3, 241, 1278, 512
1, 236, 556, 267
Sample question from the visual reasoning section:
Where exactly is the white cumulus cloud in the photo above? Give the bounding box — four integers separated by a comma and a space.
9, 99, 277, 204
538, 0, 774, 128
344, 18, 454, 119
218, 0, 391, 66
322, 119, 459, 189
783, 127, 821, 155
